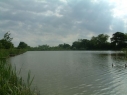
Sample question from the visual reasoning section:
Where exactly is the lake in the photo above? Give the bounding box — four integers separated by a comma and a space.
9, 51, 127, 95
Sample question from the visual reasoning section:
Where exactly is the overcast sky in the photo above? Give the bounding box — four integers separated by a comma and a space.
0, 0, 127, 47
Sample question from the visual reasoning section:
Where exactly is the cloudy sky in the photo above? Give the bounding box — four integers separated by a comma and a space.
0, 0, 127, 47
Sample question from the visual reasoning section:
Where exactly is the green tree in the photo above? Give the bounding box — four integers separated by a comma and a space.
72, 41, 81, 50
0, 32, 14, 49
17, 42, 28, 49
90, 34, 109, 50
3, 32, 13, 42
59, 43, 71, 50
38, 45, 50, 50
110, 32, 127, 50
97, 34, 109, 49
90, 36, 98, 49
78, 39, 90, 50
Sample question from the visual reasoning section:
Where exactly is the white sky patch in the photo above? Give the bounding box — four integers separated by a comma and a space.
112, 8, 126, 18
109, 25, 113, 31
14, 32, 80, 46
44, 8, 63, 17
54, 6, 63, 17
85, 32, 96, 39
107, 31, 114, 42
44, 10, 54, 16
18, 22, 24, 28
91, 0, 100, 4
74, 21, 82, 24
61, 34, 80, 45
59, 0, 67, 4
109, 0, 127, 18
35, 0, 47, 3
0, 7, 9, 12
108, 0, 127, 33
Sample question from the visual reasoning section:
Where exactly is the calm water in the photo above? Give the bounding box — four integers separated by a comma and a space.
9, 51, 127, 95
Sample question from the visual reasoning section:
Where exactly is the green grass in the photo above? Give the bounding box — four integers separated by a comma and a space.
0, 49, 27, 58
0, 50, 40, 95
0, 49, 9, 58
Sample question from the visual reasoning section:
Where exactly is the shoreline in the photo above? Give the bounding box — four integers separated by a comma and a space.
0, 49, 39, 95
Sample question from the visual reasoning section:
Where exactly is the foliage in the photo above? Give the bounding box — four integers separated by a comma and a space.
90, 34, 109, 50
0, 39, 14, 49
110, 32, 127, 50
0, 49, 27, 59
3, 32, 13, 42
0, 49, 9, 58
58, 43, 71, 50
1, 31, 127, 51
37, 45, 50, 50
0, 59, 38, 95
17, 42, 28, 49
0, 32, 14, 49
71, 34, 109, 50
72, 40, 82, 50
0, 32, 39, 94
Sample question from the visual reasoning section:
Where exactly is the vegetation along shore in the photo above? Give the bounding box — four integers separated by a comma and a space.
1, 31, 127, 94
0, 32, 39, 95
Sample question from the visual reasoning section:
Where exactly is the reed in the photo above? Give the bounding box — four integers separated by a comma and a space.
0, 49, 9, 58
0, 51, 39, 95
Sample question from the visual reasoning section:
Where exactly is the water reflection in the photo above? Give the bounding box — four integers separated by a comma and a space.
9, 51, 127, 95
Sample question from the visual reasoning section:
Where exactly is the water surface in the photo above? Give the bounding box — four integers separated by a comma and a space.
9, 51, 127, 95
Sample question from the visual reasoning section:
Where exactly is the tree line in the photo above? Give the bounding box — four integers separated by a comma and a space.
29, 31, 127, 51
0, 31, 127, 51
71, 32, 127, 50
0, 32, 29, 50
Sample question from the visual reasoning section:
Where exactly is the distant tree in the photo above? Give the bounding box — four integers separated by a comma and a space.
97, 34, 109, 49
90, 34, 109, 50
72, 41, 81, 50
110, 32, 127, 50
90, 36, 98, 49
3, 32, 13, 42
38, 45, 50, 50
59, 43, 71, 50
0, 32, 14, 49
72, 39, 93, 50
79, 39, 90, 50
97, 34, 109, 43
17, 42, 28, 49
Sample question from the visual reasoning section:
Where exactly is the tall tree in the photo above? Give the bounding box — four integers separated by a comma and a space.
0, 32, 14, 49
3, 32, 13, 42
90, 34, 109, 50
17, 42, 28, 49
110, 32, 127, 50
90, 36, 98, 49
72, 41, 81, 50
38, 45, 50, 50
97, 34, 109, 49
59, 43, 71, 49
79, 39, 90, 50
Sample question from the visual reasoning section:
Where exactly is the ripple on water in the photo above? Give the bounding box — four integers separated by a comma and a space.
10, 51, 127, 95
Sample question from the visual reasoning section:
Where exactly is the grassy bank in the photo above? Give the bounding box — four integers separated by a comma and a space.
0, 49, 27, 58
0, 49, 39, 95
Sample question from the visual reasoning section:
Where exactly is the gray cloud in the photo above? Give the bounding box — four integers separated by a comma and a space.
0, 0, 126, 46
